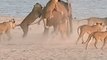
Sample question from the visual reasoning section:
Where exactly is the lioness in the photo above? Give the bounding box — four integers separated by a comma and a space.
85, 31, 107, 49
76, 23, 103, 44
18, 3, 42, 37
0, 19, 16, 40
87, 17, 107, 26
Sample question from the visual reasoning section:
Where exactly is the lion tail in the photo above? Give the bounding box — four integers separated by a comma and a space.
16, 24, 20, 26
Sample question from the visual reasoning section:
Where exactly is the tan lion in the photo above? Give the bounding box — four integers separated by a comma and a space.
85, 31, 107, 49
18, 3, 42, 37
86, 17, 107, 26
0, 19, 16, 40
76, 23, 103, 44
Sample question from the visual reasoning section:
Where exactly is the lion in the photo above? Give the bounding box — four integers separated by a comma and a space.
76, 23, 103, 44
86, 17, 107, 26
17, 3, 43, 37
85, 31, 107, 49
0, 19, 16, 40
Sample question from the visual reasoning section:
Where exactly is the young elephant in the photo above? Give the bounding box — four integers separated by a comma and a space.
0, 19, 16, 40
76, 23, 103, 44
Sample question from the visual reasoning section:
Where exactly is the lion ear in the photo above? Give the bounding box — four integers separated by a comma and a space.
9, 19, 15, 23
96, 22, 98, 25
34, 3, 39, 7
100, 23, 102, 25
12, 19, 15, 23
36, 3, 39, 5
13, 20, 15, 23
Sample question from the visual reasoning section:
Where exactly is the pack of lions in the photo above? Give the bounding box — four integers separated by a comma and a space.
77, 21, 107, 49
1, 0, 107, 50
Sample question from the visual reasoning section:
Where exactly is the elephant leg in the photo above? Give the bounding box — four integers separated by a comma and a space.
62, 17, 70, 37
53, 25, 59, 33
69, 17, 72, 33
43, 19, 50, 35
20, 24, 29, 38
51, 27, 55, 34
51, 25, 59, 38
66, 19, 71, 37
62, 22, 69, 39
43, 27, 49, 35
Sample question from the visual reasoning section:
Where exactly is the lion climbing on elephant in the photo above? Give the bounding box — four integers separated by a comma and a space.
17, 3, 42, 37
17, 0, 72, 38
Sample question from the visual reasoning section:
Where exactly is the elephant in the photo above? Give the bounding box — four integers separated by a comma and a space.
38, 0, 72, 38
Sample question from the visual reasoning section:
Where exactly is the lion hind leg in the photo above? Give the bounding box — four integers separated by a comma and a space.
76, 32, 85, 44
6, 31, 11, 40
20, 24, 28, 38
94, 39, 98, 49
101, 37, 107, 49
85, 36, 92, 49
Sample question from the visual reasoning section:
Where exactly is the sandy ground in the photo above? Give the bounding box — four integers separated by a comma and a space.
0, 16, 107, 60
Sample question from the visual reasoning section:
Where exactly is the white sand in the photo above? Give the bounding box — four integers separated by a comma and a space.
0, 16, 106, 60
